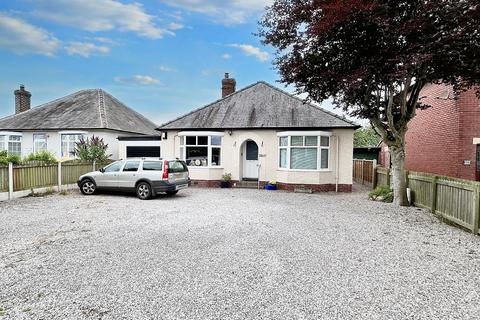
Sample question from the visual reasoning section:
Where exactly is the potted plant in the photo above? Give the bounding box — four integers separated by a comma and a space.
221, 173, 232, 188
265, 180, 277, 190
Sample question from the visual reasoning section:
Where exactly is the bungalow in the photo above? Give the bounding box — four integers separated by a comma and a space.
0, 86, 160, 159
157, 74, 359, 192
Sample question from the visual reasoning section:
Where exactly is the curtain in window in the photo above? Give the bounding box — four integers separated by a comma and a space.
290, 148, 317, 170
279, 148, 287, 168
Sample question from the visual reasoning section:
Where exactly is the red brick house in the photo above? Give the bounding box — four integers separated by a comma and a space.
379, 83, 480, 181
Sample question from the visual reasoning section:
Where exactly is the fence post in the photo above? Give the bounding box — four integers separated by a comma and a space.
57, 162, 62, 191
473, 186, 480, 235
93, 161, 96, 172
372, 166, 378, 189
431, 176, 438, 213
8, 162, 13, 200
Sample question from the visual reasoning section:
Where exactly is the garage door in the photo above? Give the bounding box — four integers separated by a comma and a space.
126, 146, 160, 158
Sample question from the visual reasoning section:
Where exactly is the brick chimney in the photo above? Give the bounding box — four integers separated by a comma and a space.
221, 73, 236, 98
14, 85, 31, 114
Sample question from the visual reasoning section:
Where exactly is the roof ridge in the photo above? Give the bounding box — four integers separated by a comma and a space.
257, 81, 359, 127
157, 81, 264, 129
97, 89, 108, 128
101, 90, 160, 129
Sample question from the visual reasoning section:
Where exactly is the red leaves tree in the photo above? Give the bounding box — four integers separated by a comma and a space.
259, 0, 480, 206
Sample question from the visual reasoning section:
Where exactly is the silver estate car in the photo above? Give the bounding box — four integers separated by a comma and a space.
77, 158, 190, 200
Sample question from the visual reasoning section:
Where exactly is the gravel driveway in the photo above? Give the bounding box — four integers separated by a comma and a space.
1, 188, 480, 319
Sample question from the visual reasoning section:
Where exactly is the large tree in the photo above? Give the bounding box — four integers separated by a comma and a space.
354, 127, 381, 148
259, 0, 480, 206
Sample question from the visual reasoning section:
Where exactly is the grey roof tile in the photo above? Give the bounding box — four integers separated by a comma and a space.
158, 82, 358, 130
0, 89, 158, 135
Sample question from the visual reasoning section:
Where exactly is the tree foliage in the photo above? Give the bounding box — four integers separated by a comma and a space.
259, 0, 480, 205
75, 135, 110, 162
354, 127, 381, 147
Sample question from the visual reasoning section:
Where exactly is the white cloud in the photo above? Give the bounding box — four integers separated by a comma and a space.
32, 0, 174, 39
93, 37, 116, 44
114, 75, 161, 85
168, 22, 184, 30
65, 42, 110, 57
229, 44, 269, 62
222, 53, 232, 60
158, 65, 175, 72
160, 0, 273, 24
0, 13, 60, 56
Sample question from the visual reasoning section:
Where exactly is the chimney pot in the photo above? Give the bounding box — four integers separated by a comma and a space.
221, 73, 236, 98
14, 85, 31, 114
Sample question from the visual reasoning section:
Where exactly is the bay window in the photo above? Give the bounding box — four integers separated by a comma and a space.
278, 132, 330, 171
179, 133, 223, 167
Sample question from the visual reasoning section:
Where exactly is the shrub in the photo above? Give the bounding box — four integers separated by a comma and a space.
24, 151, 57, 163
222, 173, 232, 182
0, 153, 21, 166
75, 135, 111, 162
369, 186, 394, 203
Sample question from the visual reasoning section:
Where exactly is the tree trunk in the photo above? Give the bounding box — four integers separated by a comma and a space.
390, 146, 409, 206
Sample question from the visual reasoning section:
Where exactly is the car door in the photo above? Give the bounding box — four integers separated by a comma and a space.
117, 160, 140, 189
94, 161, 125, 188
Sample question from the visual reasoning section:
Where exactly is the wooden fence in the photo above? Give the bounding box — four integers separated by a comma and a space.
374, 167, 480, 234
0, 166, 8, 192
1, 161, 109, 200
353, 159, 377, 185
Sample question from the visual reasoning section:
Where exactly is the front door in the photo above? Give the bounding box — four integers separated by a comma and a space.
243, 140, 259, 180
476, 145, 480, 181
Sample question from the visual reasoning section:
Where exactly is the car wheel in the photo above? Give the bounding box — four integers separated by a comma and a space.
166, 191, 178, 196
80, 179, 96, 195
136, 182, 152, 200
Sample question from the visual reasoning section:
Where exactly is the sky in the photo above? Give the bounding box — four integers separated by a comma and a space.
0, 0, 350, 126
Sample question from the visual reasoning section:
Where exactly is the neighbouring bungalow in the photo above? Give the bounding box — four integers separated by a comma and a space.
157, 74, 359, 192
0, 86, 160, 159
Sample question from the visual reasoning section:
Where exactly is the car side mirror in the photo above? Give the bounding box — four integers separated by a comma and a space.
100, 168, 105, 173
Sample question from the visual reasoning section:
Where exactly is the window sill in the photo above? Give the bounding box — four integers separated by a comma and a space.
277, 168, 332, 172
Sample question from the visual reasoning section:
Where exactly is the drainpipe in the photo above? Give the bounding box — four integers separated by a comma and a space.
335, 135, 340, 193
173, 133, 178, 159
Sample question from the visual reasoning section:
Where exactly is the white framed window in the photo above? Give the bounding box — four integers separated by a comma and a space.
179, 135, 222, 167
33, 134, 47, 153
61, 134, 84, 158
8, 135, 22, 156
278, 133, 330, 171
0, 136, 5, 152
